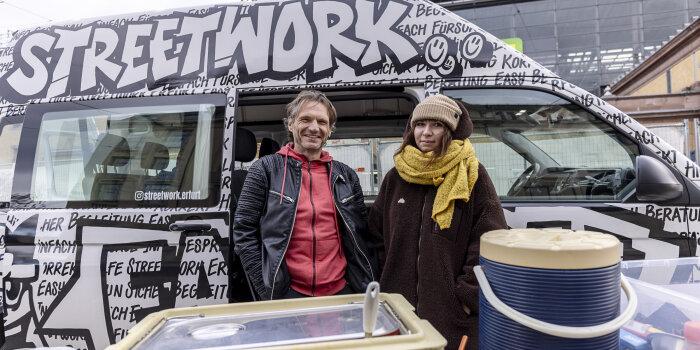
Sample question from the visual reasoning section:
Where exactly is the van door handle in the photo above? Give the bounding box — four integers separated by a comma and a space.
169, 221, 212, 232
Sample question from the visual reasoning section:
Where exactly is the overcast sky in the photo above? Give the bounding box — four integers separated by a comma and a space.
0, 0, 221, 34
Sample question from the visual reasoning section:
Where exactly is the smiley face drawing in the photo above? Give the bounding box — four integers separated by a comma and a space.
425, 35, 450, 68
424, 34, 462, 77
459, 32, 493, 68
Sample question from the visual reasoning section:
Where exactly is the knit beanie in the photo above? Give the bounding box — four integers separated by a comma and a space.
410, 94, 462, 131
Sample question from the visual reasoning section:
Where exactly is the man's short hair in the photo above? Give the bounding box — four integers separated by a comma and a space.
284, 90, 337, 143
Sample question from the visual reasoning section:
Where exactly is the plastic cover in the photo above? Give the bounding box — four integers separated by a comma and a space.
620, 257, 700, 344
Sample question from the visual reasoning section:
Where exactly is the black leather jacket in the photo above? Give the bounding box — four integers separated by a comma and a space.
233, 153, 377, 300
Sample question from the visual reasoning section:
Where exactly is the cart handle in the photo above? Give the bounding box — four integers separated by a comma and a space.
363, 281, 380, 338
474, 265, 637, 339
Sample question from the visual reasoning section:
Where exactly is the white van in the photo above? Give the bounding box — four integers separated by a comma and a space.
0, 0, 698, 348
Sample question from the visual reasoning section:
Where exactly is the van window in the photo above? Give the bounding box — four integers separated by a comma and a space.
22, 96, 224, 207
322, 137, 406, 196
444, 88, 639, 201
325, 139, 377, 195
0, 122, 22, 203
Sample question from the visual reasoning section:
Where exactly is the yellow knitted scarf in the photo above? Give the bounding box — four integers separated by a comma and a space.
394, 140, 479, 229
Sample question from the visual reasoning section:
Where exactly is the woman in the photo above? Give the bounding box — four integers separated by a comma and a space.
368, 94, 507, 350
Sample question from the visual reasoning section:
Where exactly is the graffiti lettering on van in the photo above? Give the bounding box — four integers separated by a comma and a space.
501, 53, 530, 70
415, 3, 446, 17
620, 203, 699, 257
606, 112, 632, 126
397, 23, 428, 36
68, 212, 146, 230
431, 20, 471, 35
2, 213, 231, 349
686, 161, 700, 178
0, 104, 26, 118
531, 69, 549, 84
0, 47, 13, 57
6, 213, 19, 226
549, 78, 567, 92
494, 71, 525, 86
633, 129, 661, 144
0, 0, 422, 103
658, 149, 677, 165
0, 62, 13, 73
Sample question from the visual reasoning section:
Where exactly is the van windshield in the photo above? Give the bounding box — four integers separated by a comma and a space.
445, 88, 640, 201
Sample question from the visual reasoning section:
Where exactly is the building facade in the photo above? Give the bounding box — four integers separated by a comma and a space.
440, 0, 700, 96
604, 18, 699, 160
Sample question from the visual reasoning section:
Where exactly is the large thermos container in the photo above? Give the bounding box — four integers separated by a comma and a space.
475, 228, 637, 350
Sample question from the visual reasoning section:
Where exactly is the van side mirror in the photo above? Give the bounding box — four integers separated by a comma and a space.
636, 155, 683, 201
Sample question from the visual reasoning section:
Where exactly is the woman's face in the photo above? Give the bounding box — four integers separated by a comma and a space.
413, 119, 447, 153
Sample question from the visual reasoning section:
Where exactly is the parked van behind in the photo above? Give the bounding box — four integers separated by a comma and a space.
0, 0, 698, 348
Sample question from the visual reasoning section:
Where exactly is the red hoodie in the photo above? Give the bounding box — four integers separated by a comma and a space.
277, 145, 347, 296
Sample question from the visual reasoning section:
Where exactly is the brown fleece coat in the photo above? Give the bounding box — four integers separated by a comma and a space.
368, 99, 508, 350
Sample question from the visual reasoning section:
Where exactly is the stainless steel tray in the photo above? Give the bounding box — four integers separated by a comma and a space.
133, 301, 405, 350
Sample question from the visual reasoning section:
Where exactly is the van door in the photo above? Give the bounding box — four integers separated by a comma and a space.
2, 94, 237, 349
0, 114, 23, 345
440, 87, 694, 261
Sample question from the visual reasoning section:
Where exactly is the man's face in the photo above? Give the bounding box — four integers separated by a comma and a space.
288, 101, 332, 158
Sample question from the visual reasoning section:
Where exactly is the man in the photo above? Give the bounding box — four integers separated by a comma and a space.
233, 90, 376, 300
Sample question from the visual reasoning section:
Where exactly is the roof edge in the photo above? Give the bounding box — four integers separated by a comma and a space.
609, 17, 699, 95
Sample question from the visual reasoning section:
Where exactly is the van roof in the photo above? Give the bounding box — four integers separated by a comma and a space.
0, 0, 556, 106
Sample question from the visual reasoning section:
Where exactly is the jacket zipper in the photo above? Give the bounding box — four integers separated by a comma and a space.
340, 193, 358, 204
270, 161, 302, 300
269, 190, 295, 203
332, 174, 375, 281
416, 195, 426, 310
308, 161, 317, 296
